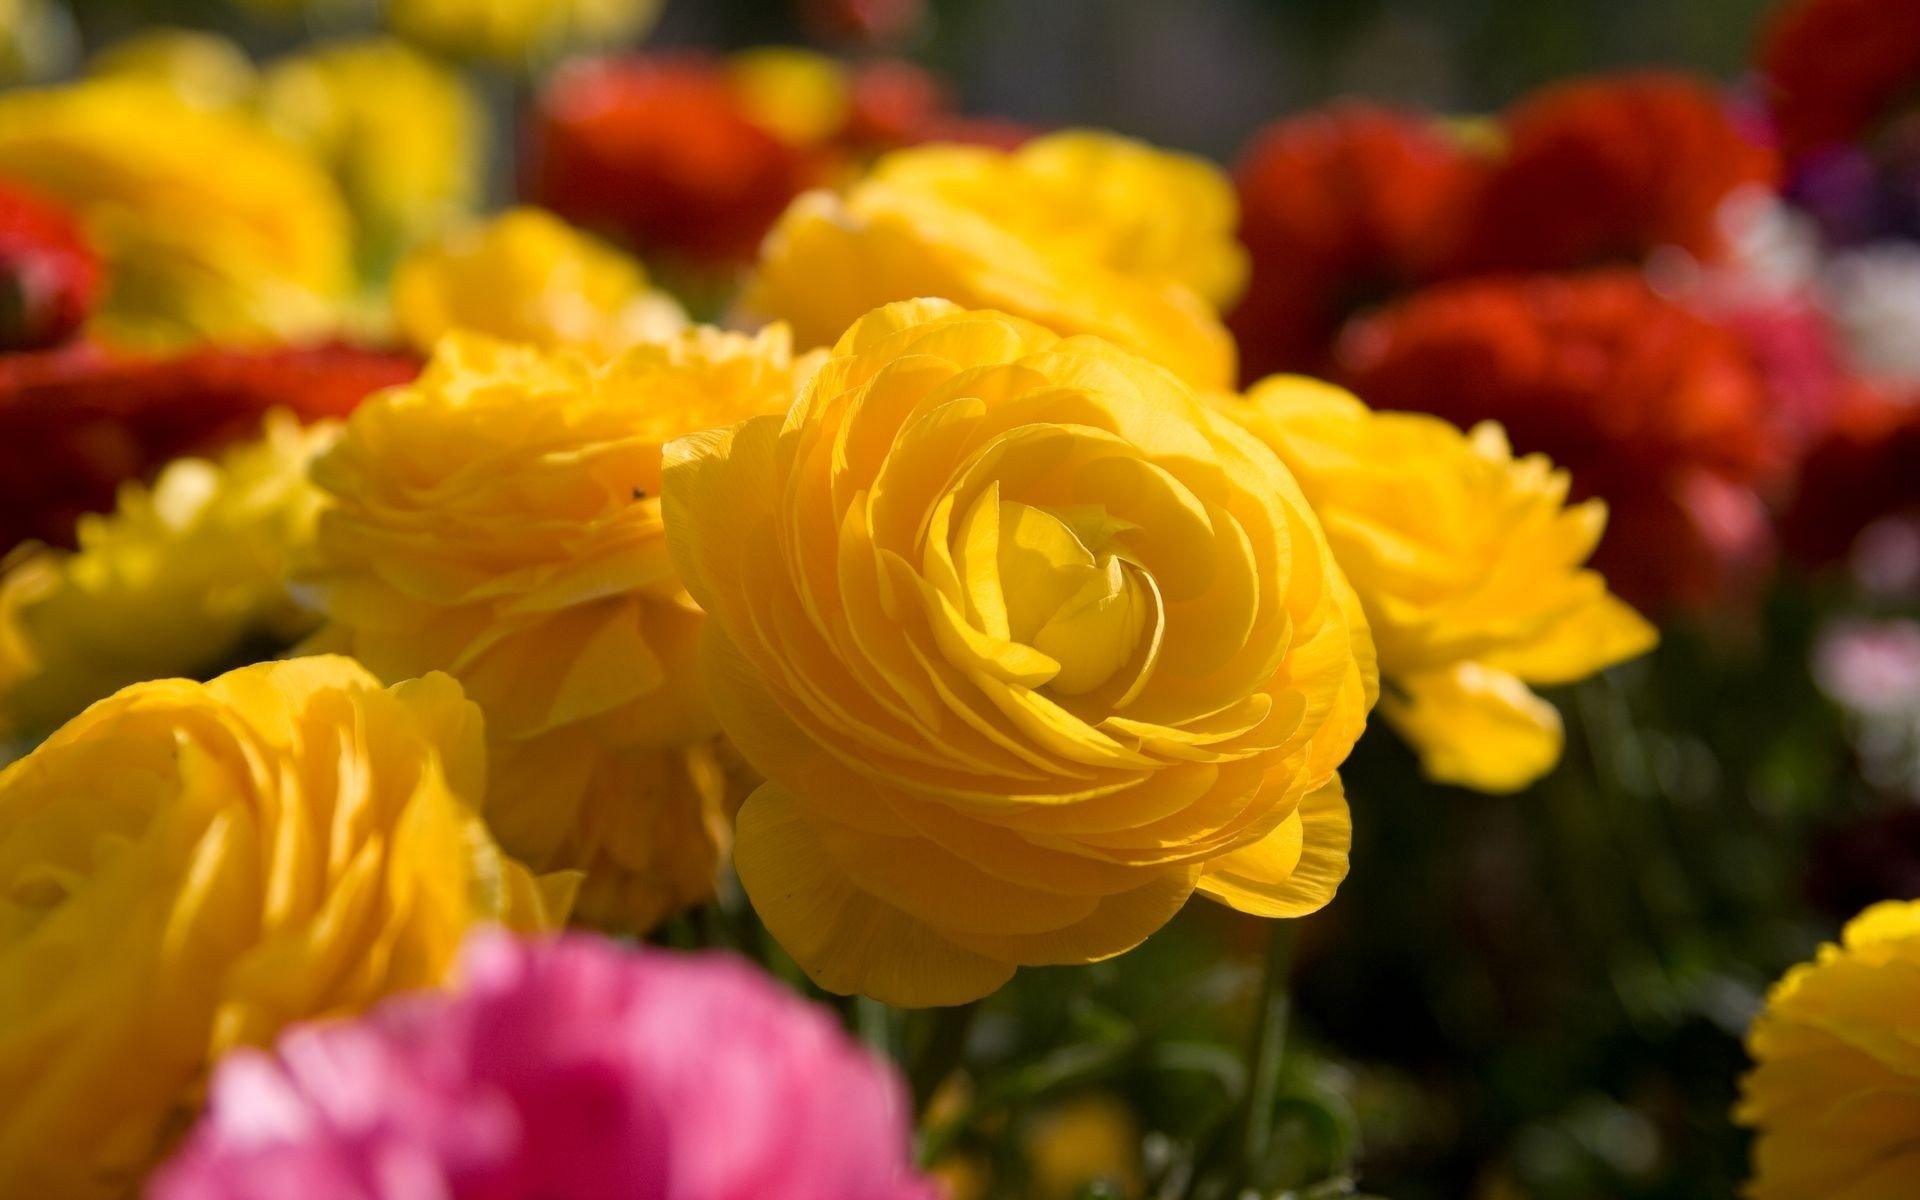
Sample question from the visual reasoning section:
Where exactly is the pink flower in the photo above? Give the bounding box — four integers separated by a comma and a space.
151, 933, 936, 1200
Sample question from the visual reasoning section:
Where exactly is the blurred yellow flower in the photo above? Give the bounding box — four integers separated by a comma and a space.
1027, 1094, 1146, 1200
308, 328, 814, 929
88, 28, 258, 108
392, 207, 686, 355
0, 655, 570, 1197
726, 47, 852, 146
1739, 898, 1920, 1199
0, 79, 350, 349
744, 131, 1242, 390
665, 300, 1373, 1006
0, 413, 333, 739
259, 37, 484, 264
385, 0, 662, 63
1215, 378, 1654, 792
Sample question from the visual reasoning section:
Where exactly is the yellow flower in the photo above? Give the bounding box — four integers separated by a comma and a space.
1215, 378, 1654, 793
258, 37, 484, 264
726, 47, 851, 146
385, 0, 662, 63
0, 655, 570, 1198
743, 131, 1243, 390
1027, 1094, 1147, 1200
0, 79, 349, 349
664, 300, 1373, 1006
308, 328, 815, 929
1738, 899, 1920, 1199
0, 413, 334, 739
88, 28, 259, 108
392, 207, 687, 355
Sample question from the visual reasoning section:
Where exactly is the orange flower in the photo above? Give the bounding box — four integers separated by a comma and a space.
1760, 0, 1920, 160
0, 179, 100, 352
0, 343, 416, 554
1337, 271, 1785, 613
527, 56, 835, 266
1448, 72, 1777, 274
1227, 104, 1482, 381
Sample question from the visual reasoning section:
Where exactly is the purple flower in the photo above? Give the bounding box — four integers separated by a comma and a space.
150, 933, 937, 1200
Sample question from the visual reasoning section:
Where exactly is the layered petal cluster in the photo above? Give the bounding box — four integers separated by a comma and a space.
1445, 72, 1777, 274
744, 132, 1242, 390
0, 343, 418, 555
1760, 0, 1920, 162
0, 656, 569, 1198
1215, 378, 1655, 792
258, 37, 483, 263
1227, 104, 1485, 380
1738, 898, 1920, 1198
0, 79, 352, 349
392, 208, 687, 356
0, 179, 102, 351
152, 932, 936, 1200
309, 330, 815, 929
664, 300, 1373, 1005
0, 413, 335, 736
1337, 271, 1784, 613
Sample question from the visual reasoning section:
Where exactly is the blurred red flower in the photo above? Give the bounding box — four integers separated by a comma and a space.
0, 181, 102, 353
0, 343, 418, 555
1228, 104, 1484, 381
1447, 73, 1778, 275
527, 57, 834, 267
1779, 386, 1920, 569
1337, 271, 1786, 613
1760, 0, 1920, 160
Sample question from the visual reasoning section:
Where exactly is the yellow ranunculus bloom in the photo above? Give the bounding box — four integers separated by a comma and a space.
258, 37, 484, 265
0, 79, 351, 349
392, 207, 687, 355
664, 300, 1374, 1006
743, 131, 1243, 390
0, 413, 334, 739
88, 28, 258, 108
1215, 378, 1654, 792
1738, 899, 1920, 1199
726, 47, 851, 146
0, 655, 571, 1197
385, 0, 661, 63
308, 328, 815, 930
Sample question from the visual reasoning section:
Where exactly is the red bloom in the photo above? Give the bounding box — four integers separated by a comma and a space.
526, 57, 835, 267
1228, 104, 1484, 381
1761, 0, 1920, 160
0, 181, 102, 353
1448, 73, 1778, 275
1336, 271, 1786, 613
1778, 386, 1920, 568
0, 343, 418, 554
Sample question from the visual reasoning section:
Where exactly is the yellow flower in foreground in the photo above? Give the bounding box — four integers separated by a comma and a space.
1214, 378, 1654, 792
665, 300, 1373, 1006
0, 79, 350, 349
385, 0, 662, 62
392, 207, 686, 355
0, 655, 570, 1198
0, 413, 333, 739
1738, 899, 1920, 1199
309, 328, 814, 929
259, 37, 483, 263
744, 131, 1242, 390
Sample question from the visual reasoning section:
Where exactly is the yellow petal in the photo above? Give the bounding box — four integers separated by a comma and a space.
1195, 775, 1350, 918
1382, 664, 1564, 793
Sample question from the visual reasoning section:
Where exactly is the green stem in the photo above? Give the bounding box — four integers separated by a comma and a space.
910, 1001, 979, 1111
1237, 922, 1295, 1177
856, 995, 897, 1062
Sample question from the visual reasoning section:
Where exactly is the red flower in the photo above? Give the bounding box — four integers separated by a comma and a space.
1227, 104, 1484, 381
1779, 386, 1920, 568
1336, 271, 1786, 613
1760, 0, 1920, 160
526, 57, 835, 267
0, 181, 102, 353
1447, 73, 1778, 274
0, 343, 418, 554
843, 60, 1033, 151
